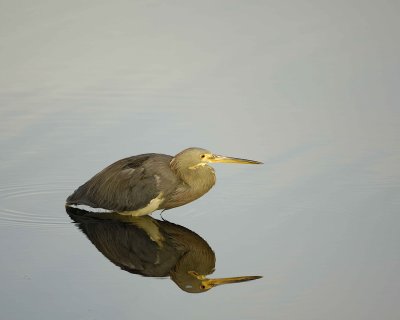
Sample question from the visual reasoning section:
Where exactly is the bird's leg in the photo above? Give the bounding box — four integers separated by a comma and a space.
160, 209, 168, 221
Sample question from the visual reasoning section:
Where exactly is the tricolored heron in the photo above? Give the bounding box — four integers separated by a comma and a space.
66, 206, 262, 293
66, 147, 262, 214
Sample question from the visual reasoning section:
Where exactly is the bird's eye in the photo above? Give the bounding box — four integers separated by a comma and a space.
201, 154, 205, 159
200, 285, 206, 289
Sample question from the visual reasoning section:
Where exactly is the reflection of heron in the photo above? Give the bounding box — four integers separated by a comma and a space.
66, 147, 261, 214
66, 207, 261, 293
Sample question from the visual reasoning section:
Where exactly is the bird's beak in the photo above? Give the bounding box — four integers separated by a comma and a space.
207, 154, 262, 165
204, 275, 262, 288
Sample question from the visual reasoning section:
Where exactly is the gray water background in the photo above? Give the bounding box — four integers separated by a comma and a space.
0, 1, 399, 319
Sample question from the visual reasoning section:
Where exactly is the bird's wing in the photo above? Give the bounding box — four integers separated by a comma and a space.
67, 155, 161, 212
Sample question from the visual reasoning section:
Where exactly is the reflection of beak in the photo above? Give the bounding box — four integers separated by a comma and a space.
204, 275, 262, 287
189, 271, 262, 289
208, 154, 263, 165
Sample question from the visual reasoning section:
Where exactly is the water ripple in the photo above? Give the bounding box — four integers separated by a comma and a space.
0, 181, 74, 229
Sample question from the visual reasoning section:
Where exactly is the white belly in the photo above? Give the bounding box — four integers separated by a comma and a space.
119, 193, 164, 216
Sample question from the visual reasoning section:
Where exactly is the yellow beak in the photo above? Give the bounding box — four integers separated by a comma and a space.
208, 154, 263, 165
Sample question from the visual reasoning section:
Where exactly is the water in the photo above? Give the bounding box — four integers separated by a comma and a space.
1, 1, 399, 319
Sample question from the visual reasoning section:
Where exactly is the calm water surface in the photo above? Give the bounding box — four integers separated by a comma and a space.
1, 1, 399, 320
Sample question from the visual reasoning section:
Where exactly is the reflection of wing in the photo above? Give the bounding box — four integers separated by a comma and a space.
67, 154, 161, 212
83, 221, 179, 277
66, 207, 181, 277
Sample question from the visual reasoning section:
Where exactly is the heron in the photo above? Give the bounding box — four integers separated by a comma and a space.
66, 206, 262, 293
66, 147, 262, 215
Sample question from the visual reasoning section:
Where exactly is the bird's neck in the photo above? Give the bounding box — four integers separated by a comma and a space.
166, 164, 216, 208
179, 166, 216, 194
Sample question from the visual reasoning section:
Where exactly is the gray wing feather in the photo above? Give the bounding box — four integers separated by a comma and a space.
67, 154, 160, 211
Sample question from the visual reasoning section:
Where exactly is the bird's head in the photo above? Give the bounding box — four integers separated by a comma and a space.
171, 147, 262, 171
174, 271, 261, 293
